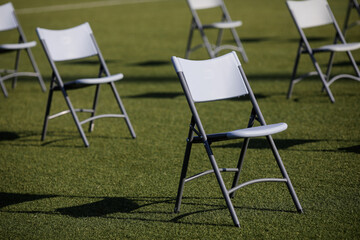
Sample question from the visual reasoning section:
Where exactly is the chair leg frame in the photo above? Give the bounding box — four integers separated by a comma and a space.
185, 18, 248, 62
286, 40, 360, 103
41, 74, 136, 147
0, 45, 46, 97
343, 0, 360, 35
287, 41, 335, 102
174, 112, 303, 227
109, 81, 136, 139
288, 17, 360, 103
41, 75, 55, 142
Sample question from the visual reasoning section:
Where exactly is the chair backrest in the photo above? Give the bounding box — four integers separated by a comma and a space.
0, 2, 19, 32
286, 0, 334, 29
36, 22, 98, 62
187, 0, 222, 10
172, 52, 248, 103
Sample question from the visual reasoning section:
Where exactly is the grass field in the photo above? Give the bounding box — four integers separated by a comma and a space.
1, 0, 359, 239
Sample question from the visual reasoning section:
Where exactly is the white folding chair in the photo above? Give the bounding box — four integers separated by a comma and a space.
343, 0, 360, 35
36, 22, 136, 147
184, 0, 248, 62
286, 0, 360, 103
0, 2, 46, 97
172, 52, 303, 227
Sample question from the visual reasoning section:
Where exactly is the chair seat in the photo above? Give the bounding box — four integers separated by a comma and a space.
0, 41, 37, 50
227, 123, 288, 138
316, 42, 360, 52
59, 73, 124, 90
203, 21, 242, 29
75, 73, 124, 84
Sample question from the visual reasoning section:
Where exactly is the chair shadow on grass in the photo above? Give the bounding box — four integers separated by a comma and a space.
56, 197, 141, 217
0, 130, 132, 148
127, 92, 183, 99
2, 131, 358, 153
216, 139, 360, 154
125, 92, 267, 100
0, 191, 301, 227
0, 131, 44, 147
215, 138, 319, 150
338, 145, 360, 154
0, 131, 20, 141
129, 60, 170, 67
39, 132, 134, 148
0, 192, 147, 216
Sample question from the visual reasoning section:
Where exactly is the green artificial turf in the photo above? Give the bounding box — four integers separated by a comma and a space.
0, 0, 359, 239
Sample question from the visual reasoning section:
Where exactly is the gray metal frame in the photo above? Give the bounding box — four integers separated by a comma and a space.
343, 0, 360, 35
185, 0, 248, 62
0, 5, 46, 97
173, 54, 303, 227
286, 1, 360, 103
38, 24, 136, 147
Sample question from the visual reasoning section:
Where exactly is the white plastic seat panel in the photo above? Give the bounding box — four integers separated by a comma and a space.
316, 42, 360, 52
0, 41, 37, 50
203, 21, 242, 29
74, 73, 124, 85
61, 73, 124, 90
226, 123, 288, 139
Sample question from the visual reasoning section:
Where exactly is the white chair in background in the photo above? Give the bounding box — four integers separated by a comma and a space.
36, 22, 136, 147
184, 0, 248, 62
0, 2, 46, 97
286, 0, 360, 103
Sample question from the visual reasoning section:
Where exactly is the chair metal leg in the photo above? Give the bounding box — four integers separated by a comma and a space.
0, 79, 8, 97
61, 88, 90, 147
231, 109, 255, 198
230, 137, 250, 198
231, 28, 248, 63
343, 0, 351, 34
311, 57, 335, 103
346, 50, 360, 77
41, 79, 55, 141
204, 141, 240, 227
175, 117, 195, 213
174, 138, 193, 213
325, 52, 335, 83
41, 90, 52, 141
185, 22, 195, 59
266, 135, 303, 213
12, 49, 20, 89
198, 29, 215, 58
110, 82, 136, 138
26, 47, 46, 92
88, 84, 100, 132
216, 28, 224, 50
287, 44, 302, 99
